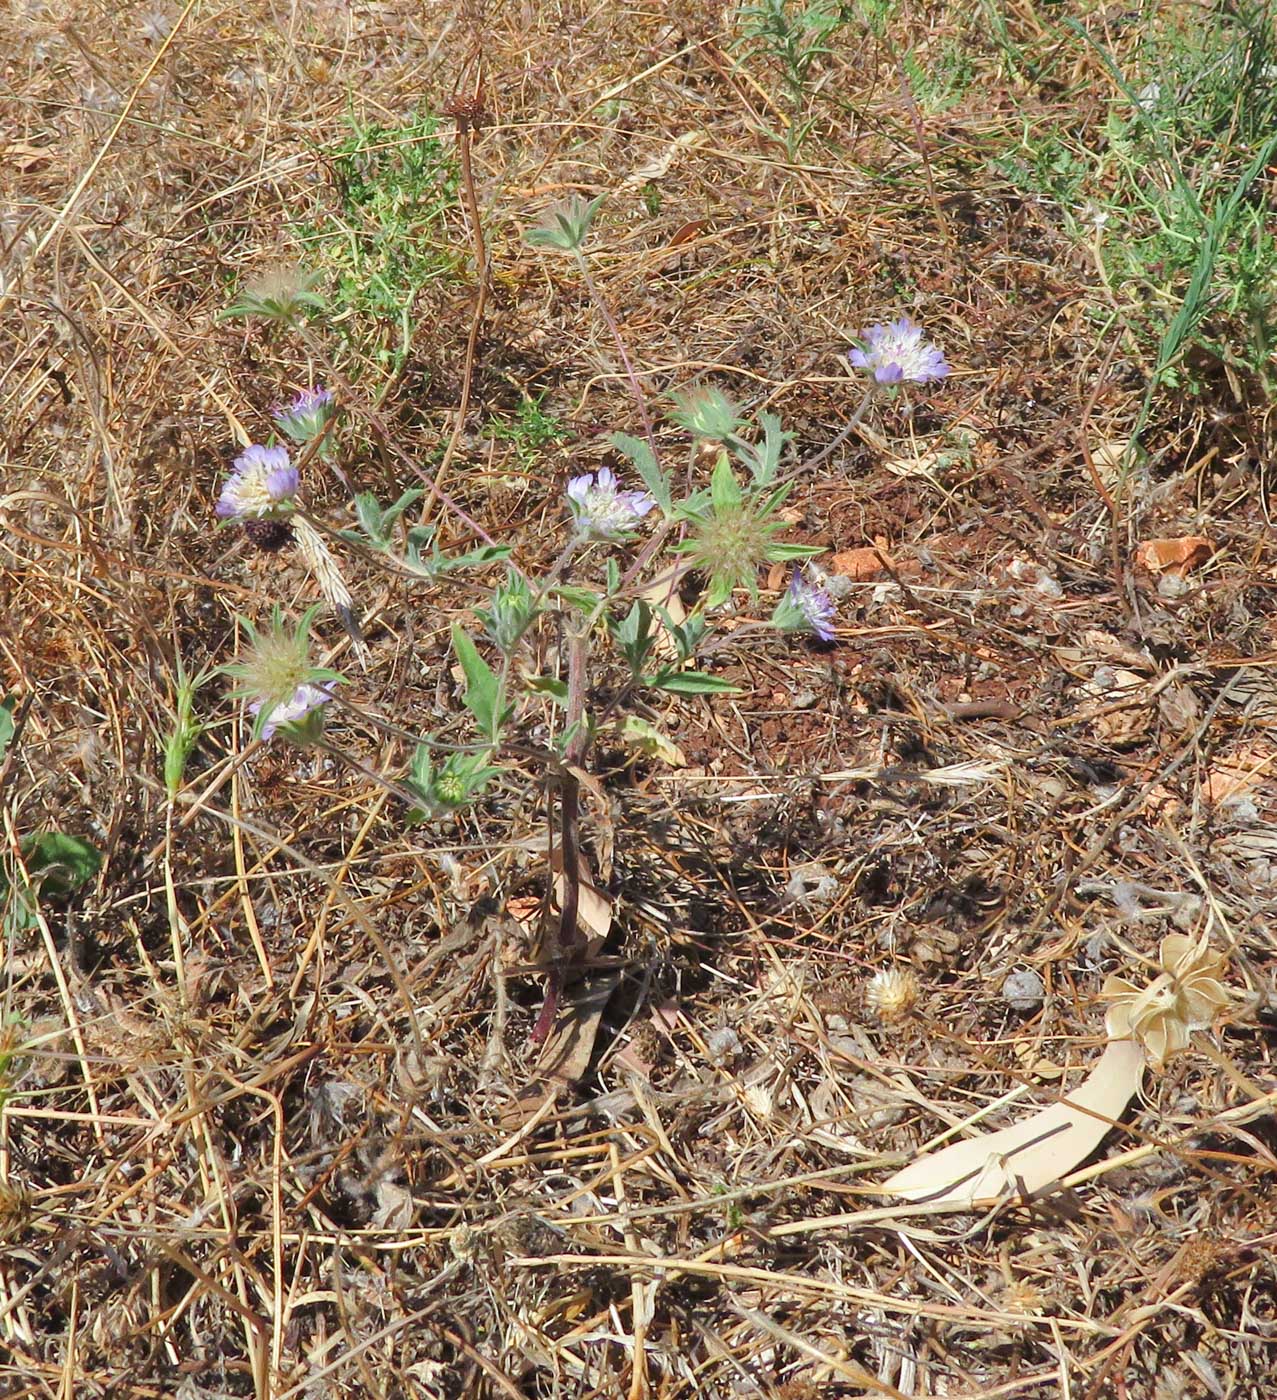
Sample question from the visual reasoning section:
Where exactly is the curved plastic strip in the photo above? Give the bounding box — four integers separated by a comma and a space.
880, 1038, 1146, 1209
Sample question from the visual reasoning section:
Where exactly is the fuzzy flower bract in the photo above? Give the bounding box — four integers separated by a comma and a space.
849, 317, 950, 385
251, 682, 337, 743
216, 444, 299, 521
224, 604, 344, 743
566, 468, 656, 540
678, 456, 815, 609
772, 570, 837, 641
273, 387, 337, 454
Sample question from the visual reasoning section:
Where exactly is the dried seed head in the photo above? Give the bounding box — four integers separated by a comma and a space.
1001, 1277, 1046, 1316
866, 967, 920, 1021
450, 1222, 481, 1263
241, 517, 295, 552
1103, 934, 1231, 1070
0, 1180, 33, 1239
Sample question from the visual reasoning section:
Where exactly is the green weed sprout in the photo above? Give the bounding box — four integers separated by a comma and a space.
163, 662, 208, 799
736, 0, 845, 159
524, 194, 605, 253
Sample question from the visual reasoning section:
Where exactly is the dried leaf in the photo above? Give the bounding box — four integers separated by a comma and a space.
372, 1179, 416, 1230
1090, 438, 1131, 485
879, 1038, 1145, 1208
616, 714, 687, 767
621, 131, 707, 189
830, 543, 891, 581
552, 867, 612, 949
506, 860, 612, 967
665, 219, 709, 249
1201, 745, 1275, 805
1088, 667, 1150, 747
4, 142, 53, 171
536, 971, 623, 1086
1134, 537, 1214, 577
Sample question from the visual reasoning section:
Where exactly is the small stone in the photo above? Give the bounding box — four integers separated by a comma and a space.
1002, 969, 1045, 1012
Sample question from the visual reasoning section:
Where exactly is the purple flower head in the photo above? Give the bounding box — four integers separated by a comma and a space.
566, 467, 656, 541
849, 317, 950, 385
216, 443, 299, 521
273, 386, 337, 450
772, 570, 837, 642
250, 681, 336, 742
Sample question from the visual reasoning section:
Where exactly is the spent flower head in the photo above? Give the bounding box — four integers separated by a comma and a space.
772, 569, 836, 641
849, 317, 950, 385
1103, 934, 1230, 1071
221, 265, 325, 325
525, 194, 604, 253
273, 387, 337, 456
669, 386, 745, 446
224, 604, 344, 743
678, 456, 818, 608
217, 444, 299, 522
866, 967, 920, 1022
566, 468, 656, 541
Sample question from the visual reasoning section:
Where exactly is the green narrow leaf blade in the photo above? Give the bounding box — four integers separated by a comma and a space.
451, 625, 503, 742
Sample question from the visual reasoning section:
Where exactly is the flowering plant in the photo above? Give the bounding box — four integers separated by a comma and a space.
206, 194, 954, 1048
849, 317, 950, 385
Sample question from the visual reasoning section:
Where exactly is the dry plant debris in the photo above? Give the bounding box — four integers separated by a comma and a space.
3, 1, 1277, 1397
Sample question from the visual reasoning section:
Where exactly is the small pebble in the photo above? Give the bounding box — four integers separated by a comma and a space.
1002, 968, 1045, 1012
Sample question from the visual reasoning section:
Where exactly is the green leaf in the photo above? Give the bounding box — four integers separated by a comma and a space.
611, 601, 655, 676
748, 410, 788, 485
702, 574, 733, 610
354, 491, 386, 543
646, 670, 741, 696
404, 527, 511, 577
439, 543, 513, 572
22, 832, 102, 897
765, 542, 824, 562
0, 697, 15, 761
610, 431, 672, 513
404, 524, 436, 568
381, 487, 424, 529
655, 608, 707, 663
709, 454, 742, 514
524, 675, 569, 704
550, 584, 603, 613
451, 625, 503, 742
525, 194, 604, 251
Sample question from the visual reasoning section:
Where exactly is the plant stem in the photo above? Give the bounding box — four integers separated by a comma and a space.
530, 628, 589, 1046
573, 248, 662, 468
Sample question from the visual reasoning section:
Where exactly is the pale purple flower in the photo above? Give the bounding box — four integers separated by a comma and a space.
250, 682, 336, 742
216, 444, 299, 520
566, 467, 656, 540
772, 570, 836, 642
849, 317, 950, 385
273, 387, 336, 450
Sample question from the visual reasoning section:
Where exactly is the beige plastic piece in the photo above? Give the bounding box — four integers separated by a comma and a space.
880, 1038, 1145, 1209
